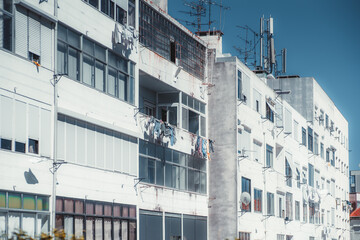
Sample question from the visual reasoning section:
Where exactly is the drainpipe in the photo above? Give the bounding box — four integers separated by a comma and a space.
263, 131, 266, 240
51, 0, 58, 233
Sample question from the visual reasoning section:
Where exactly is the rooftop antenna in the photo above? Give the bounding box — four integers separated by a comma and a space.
234, 25, 259, 68
206, 0, 230, 32
180, 0, 207, 33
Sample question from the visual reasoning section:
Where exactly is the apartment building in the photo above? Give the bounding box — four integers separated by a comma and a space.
203, 32, 350, 240
0, 0, 208, 239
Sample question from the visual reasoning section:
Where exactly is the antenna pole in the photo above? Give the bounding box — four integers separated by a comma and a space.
260, 16, 263, 69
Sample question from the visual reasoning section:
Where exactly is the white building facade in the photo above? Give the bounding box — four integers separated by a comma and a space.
204, 33, 350, 240
0, 0, 208, 239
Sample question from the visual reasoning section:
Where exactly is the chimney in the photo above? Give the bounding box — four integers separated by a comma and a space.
198, 30, 223, 57
152, 0, 168, 13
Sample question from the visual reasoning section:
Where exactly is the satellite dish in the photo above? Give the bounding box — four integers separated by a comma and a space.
240, 192, 251, 206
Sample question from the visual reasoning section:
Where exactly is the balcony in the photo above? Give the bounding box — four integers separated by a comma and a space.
138, 70, 207, 155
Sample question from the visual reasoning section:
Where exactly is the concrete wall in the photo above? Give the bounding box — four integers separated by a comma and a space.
208, 52, 238, 240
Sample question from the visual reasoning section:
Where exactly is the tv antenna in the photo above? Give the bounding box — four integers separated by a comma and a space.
233, 25, 259, 67
179, 0, 230, 34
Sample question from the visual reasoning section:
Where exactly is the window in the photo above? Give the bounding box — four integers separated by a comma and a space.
285, 193, 293, 220
277, 234, 285, 240
285, 158, 292, 187
320, 143, 324, 159
309, 203, 315, 224
314, 133, 319, 155
28, 139, 39, 154
241, 177, 251, 212
331, 150, 335, 166
14, 6, 53, 68
57, 24, 81, 81
116, 5, 127, 25
57, 197, 136, 240
181, 93, 206, 136
319, 110, 324, 126
325, 114, 329, 128
0, 0, 12, 51
301, 127, 306, 146
295, 201, 300, 221
128, 0, 136, 27
278, 194, 285, 218
139, 140, 206, 194
331, 208, 335, 226
15, 142, 26, 153
165, 213, 181, 240
253, 141, 262, 162
0, 191, 49, 239
1, 138, 11, 150
308, 127, 313, 151
58, 24, 135, 104
238, 70, 242, 100
239, 232, 250, 240
331, 179, 335, 196
266, 103, 274, 122
308, 164, 314, 187
303, 202, 308, 223
266, 145, 273, 168
254, 189, 262, 213
267, 192, 274, 216
182, 215, 207, 240
326, 149, 330, 163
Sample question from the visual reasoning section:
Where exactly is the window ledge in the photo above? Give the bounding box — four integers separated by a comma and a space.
139, 182, 207, 196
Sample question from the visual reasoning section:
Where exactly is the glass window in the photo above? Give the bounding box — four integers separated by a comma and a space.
139, 211, 162, 240
15, 142, 26, 153
95, 61, 105, 91
254, 189, 262, 213
118, 72, 127, 101
89, 0, 98, 8
241, 177, 251, 212
23, 195, 36, 210
28, 139, 39, 154
302, 127, 306, 146
83, 54, 94, 86
57, 42, 67, 74
116, 5, 127, 25
295, 201, 300, 221
107, 67, 118, 97
266, 145, 273, 168
0, 11, 13, 51
267, 192, 274, 216
308, 127, 313, 152
8, 193, 21, 209
0, 191, 5, 207
165, 215, 181, 240
68, 47, 80, 81
128, 0, 135, 28
308, 163, 314, 187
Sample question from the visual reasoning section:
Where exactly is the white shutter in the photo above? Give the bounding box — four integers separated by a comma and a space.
76, 122, 86, 165
28, 105, 39, 140
105, 132, 114, 170
15, 6, 28, 58
0, 95, 13, 139
129, 137, 137, 175
284, 108, 292, 133
114, 134, 122, 172
87, 126, 95, 167
96, 128, 105, 169
57, 119, 65, 160
40, 108, 51, 157
14, 100, 26, 143
122, 135, 129, 173
28, 12, 40, 56
275, 102, 283, 128
40, 18, 52, 68
66, 120, 75, 163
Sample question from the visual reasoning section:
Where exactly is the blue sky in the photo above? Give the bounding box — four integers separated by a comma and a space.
168, 0, 360, 170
